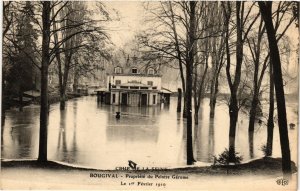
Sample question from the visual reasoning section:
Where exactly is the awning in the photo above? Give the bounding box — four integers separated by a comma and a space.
119, 82, 150, 87
94, 88, 108, 92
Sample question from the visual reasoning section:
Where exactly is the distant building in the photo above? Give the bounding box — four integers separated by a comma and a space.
107, 66, 163, 106
96, 57, 171, 106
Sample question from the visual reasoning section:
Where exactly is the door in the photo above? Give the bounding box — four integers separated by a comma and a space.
121, 93, 127, 105
141, 94, 147, 106
130, 93, 139, 106
105, 93, 111, 104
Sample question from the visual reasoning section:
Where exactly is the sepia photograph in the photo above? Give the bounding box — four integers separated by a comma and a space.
1, 1, 299, 190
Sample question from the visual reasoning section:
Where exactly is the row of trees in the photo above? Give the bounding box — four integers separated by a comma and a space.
1, 1, 298, 178
3, 1, 112, 109
3, 2, 39, 110
2, 1, 112, 161
139, 1, 298, 177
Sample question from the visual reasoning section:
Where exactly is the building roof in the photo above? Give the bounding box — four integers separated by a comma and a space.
160, 87, 173, 94
23, 90, 40, 98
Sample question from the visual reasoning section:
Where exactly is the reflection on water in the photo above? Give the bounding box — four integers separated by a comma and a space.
1, 96, 298, 169
56, 110, 68, 162
1, 107, 39, 159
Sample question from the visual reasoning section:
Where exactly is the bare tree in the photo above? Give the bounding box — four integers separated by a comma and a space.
185, 1, 197, 165
222, 2, 259, 163
51, 2, 111, 110
244, 3, 296, 160
2, 1, 113, 161
139, 2, 188, 116
3, 1, 13, 39
142, 1, 199, 164
38, 1, 51, 162
193, 2, 212, 124
259, 1, 293, 177
247, 18, 267, 134
209, 2, 226, 118
266, 2, 296, 157
193, 42, 209, 125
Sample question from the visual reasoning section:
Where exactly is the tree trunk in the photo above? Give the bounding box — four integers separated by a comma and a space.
183, 102, 187, 118
60, 57, 70, 110
266, 63, 274, 156
195, 56, 209, 124
186, 1, 196, 165
209, 37, 217, 118
60, 93, 66, 110
1, 108, 5, 128
1, 82, 6, 144
226, 2, 244, 164
248, 19, 265, 133
209, 53, 217, 119
38, 1, 51, 162
194, 111, 199, 125
228, 95, 239, 162
248, 131, 254, 158
209, 89, 216, 118
248, 92, 259, 132
193, 66, 199, 125
73, 57, 79, 93
210, 81, 218, 118
177, 88, 182, 112
259, 1, 291, 177
209, 65, 222, 118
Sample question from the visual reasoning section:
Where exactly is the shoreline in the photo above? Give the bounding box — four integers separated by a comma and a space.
1, 157, 297, 176
2, 92, 83, 111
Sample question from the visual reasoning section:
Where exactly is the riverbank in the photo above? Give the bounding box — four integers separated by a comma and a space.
1, 157, 298, 175
2, 92, 83, 110
1, 157, 297, 189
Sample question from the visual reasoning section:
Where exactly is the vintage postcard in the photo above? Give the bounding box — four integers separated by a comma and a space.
1, 1, 299, 190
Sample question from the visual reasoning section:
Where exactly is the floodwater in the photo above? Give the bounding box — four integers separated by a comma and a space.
1, 96, 298, 169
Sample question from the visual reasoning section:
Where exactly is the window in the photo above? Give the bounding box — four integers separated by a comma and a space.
114, 67, 122, 74
152, 86, 157, 89
148, 68, 154, 75
147, 81, 153, 86
132, 68, 138, 74
115, 80, 121, 85
153, 95, 156, 104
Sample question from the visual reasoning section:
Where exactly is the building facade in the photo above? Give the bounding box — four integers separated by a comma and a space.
107, 66, 162, 106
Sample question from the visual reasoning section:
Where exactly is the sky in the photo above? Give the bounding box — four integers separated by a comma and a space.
104, 1, 145, 48
89, 1, 299, 92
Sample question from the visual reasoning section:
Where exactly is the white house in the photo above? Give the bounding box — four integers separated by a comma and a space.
107, 66, 163, 106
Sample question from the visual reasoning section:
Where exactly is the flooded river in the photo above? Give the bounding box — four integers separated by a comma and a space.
1, 96, 298, 169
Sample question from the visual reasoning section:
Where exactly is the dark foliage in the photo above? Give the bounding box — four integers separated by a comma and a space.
213, 148, 243, 165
